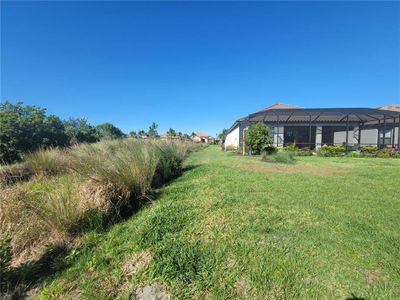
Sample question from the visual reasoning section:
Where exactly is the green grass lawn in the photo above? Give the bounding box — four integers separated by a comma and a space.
37, 146, 400, 299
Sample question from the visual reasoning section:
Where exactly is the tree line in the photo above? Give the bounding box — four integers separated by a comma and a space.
0, 102, 155, 164
0, 102, 209, 164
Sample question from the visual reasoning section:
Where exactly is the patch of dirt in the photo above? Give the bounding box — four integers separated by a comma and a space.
133, 284, 169, 300
235, 275, 250, 294
227, 257, 236, 269
366, 270, 383, 284
123, 251, 152, 276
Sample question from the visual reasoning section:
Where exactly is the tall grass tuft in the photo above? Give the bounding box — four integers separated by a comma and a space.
21, 175, 83, 239
1, 139, 195, 266
70, 140, 160, 199
152, 140, 188, 186
0, 163, 32, 186
24, 148, 69, 177
262, 151, 296, 164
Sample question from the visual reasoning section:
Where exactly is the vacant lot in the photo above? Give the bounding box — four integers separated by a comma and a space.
36, 146, 400, 299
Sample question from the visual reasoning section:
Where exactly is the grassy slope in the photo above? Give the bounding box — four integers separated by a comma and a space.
38, 146, 400, 299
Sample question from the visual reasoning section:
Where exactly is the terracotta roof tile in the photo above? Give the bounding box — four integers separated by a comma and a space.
377, 105, 400, 112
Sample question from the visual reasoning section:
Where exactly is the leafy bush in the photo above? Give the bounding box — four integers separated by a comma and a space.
63, 118, 99, 145
348, 151, 362, 158
295, 148, 313, 156
262, 145, 278, 155
245, 123, 272, 154
316, 145, 345, 157
0, 102, 126, 164
358, 147, 399, 158
0, 102, 69, 164
283, 144, 297, 152
0, 233, 12, 291
96, 122, 125, 140
262, 151, 296, 164
360, 146, 379, 154
283, 144, 312, 156
376, 148, 393, 158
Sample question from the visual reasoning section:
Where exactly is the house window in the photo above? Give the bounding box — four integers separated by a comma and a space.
379, 129, 392, 145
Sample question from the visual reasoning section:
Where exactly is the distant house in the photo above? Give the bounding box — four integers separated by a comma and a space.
224, 102, 400, 151
193, 132, 214, 143
159, 133, 181, 140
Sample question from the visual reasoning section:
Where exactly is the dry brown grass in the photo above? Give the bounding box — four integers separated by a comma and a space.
1, 139, 193, 269
1, 177, 109, 265
122, 250, 152, 276
0, 163, 32, 186
235, 275, 250, 294
78, 180, 116, 213
0, 183, 56, 265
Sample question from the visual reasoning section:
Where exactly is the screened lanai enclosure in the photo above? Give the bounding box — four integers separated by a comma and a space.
224, 105, 400, 152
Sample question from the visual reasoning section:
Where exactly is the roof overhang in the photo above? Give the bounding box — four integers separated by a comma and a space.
248, 108, 400, 124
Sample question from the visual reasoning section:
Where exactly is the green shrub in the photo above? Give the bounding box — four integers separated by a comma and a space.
359, 146, 399, 158
360, 146, 378, 154
262, 151, 295, 164
282, 144, 312, 156
262, 145, 278, 155
376, 148, 393, 158
316, 145, 345, 157
283, 144, 297, 152
348, 151, 362, 158
0, 233, 12, 291
245, 123, 272, 154
295, 148, 313, 156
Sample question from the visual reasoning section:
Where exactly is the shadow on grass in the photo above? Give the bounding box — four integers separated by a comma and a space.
4, 244, 68, 299
2, 164, 201, 299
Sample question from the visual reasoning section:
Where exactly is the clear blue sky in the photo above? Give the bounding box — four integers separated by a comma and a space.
1, 1, 399, 136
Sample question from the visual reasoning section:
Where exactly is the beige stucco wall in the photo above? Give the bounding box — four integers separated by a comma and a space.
224, 126, 240, 150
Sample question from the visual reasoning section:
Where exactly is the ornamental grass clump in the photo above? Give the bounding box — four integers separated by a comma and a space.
0, 148, 69, 186
151, 140, 188, 186
262, 151, 296, 164
0, 163, 32, 186
24, 148, 69, 177
0, 139, 193, 269
70, 140, 160, 199
22, 175, 83, 238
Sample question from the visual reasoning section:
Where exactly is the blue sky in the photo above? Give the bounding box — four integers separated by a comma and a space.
1, 1, 399, 136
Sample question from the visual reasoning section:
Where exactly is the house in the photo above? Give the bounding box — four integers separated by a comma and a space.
224, 103, 400, 152
159, 133, 183, 140
193, 132, 214, 143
